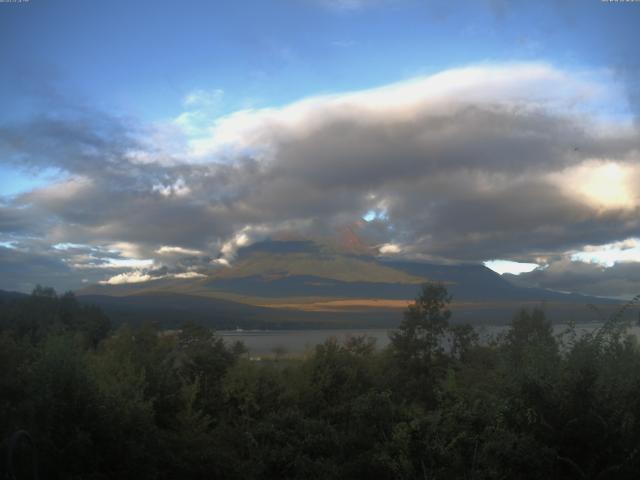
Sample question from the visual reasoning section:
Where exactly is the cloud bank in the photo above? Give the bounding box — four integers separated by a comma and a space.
1, 63, 639, 296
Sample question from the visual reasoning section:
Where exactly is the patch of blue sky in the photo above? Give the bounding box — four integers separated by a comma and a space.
362, 210, 376, 222
52, 243, 92, 251
3, 0, 638, 127
362, 209, 388, 222
0, 165, 64, 197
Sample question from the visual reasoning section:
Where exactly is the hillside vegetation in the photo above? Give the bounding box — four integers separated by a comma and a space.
2, 284, 640, 479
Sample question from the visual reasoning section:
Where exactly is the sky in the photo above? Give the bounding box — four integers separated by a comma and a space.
1, 0, 640, 297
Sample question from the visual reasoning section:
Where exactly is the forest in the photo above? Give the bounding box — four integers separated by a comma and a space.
2, 284, 640, 479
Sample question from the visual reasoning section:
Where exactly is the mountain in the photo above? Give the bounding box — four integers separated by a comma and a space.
76, 239, 626, 329
0, 290, 29, 303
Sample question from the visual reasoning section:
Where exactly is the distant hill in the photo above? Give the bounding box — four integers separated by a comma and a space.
76, 239, 627, 329
0, 289, 28, 303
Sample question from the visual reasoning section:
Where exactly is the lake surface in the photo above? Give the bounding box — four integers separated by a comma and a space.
218, 323, 640, 356
219, 329, 393, 356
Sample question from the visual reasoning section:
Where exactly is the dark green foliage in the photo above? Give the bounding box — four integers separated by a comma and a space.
389, 283, 454, 405
2, 284, 640, 479
0, 286, 111, 348
391, 283, 452, 364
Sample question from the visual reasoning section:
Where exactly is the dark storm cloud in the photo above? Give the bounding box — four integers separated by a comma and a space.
0, 206, 44, 236
0, 108, 140, 177
270, 107, 590, 188
386, 175, 640, 261
1, 64, 639, 293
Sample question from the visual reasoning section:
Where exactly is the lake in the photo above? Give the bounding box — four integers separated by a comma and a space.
218, 322, 640, 356
218, 329, 393, 356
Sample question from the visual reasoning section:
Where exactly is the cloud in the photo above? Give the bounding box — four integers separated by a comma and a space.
506, 258, 640, 300
0, 242, 154, 292
484, 259, 539, 275
1, 63, 639, 295
152, 178, 192, 197
195, 63, 610, 160
549, 160, 639, 210
571, 239, 640, 267
156, 245, 203, 256
172, 271, 207, 279
379, 243, 402, 254
504, 238, 640, 298
99, 266, 207, 285
173, 89, 225, 141
100, 271, 153, 285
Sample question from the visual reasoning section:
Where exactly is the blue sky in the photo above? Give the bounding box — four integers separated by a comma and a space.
1, 0, 637, 191
1, 0, 640, 294
2, 0, 638, 122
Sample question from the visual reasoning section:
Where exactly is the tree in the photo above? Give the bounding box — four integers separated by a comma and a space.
176, 321, 239, 415
391, 283, 451, 362
389, 282, 452, 404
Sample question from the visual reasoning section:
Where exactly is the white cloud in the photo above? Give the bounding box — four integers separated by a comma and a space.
211, 258, 230, 267
571, 238, 640, 267
551, 160, 639, 210
155, 245, 203, 256
220, 232, 250, 256
71, 257, 154, 270
152, 178, 191, 197
379, 243, 402, 254
107, 242, 148, 260
169, 88, 226, 155
103, 258, 154, 268
484, 260, 540, 275
172, 271, 206, 279
187, 63, 614, 160
100, 268, 206, 285
100, 271, 153, 285
219, 225, 276, 259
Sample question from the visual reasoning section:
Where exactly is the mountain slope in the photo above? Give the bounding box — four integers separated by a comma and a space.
76, 239, 625, 328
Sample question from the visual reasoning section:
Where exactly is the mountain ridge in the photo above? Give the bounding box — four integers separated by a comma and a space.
72, 239, 627, 328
